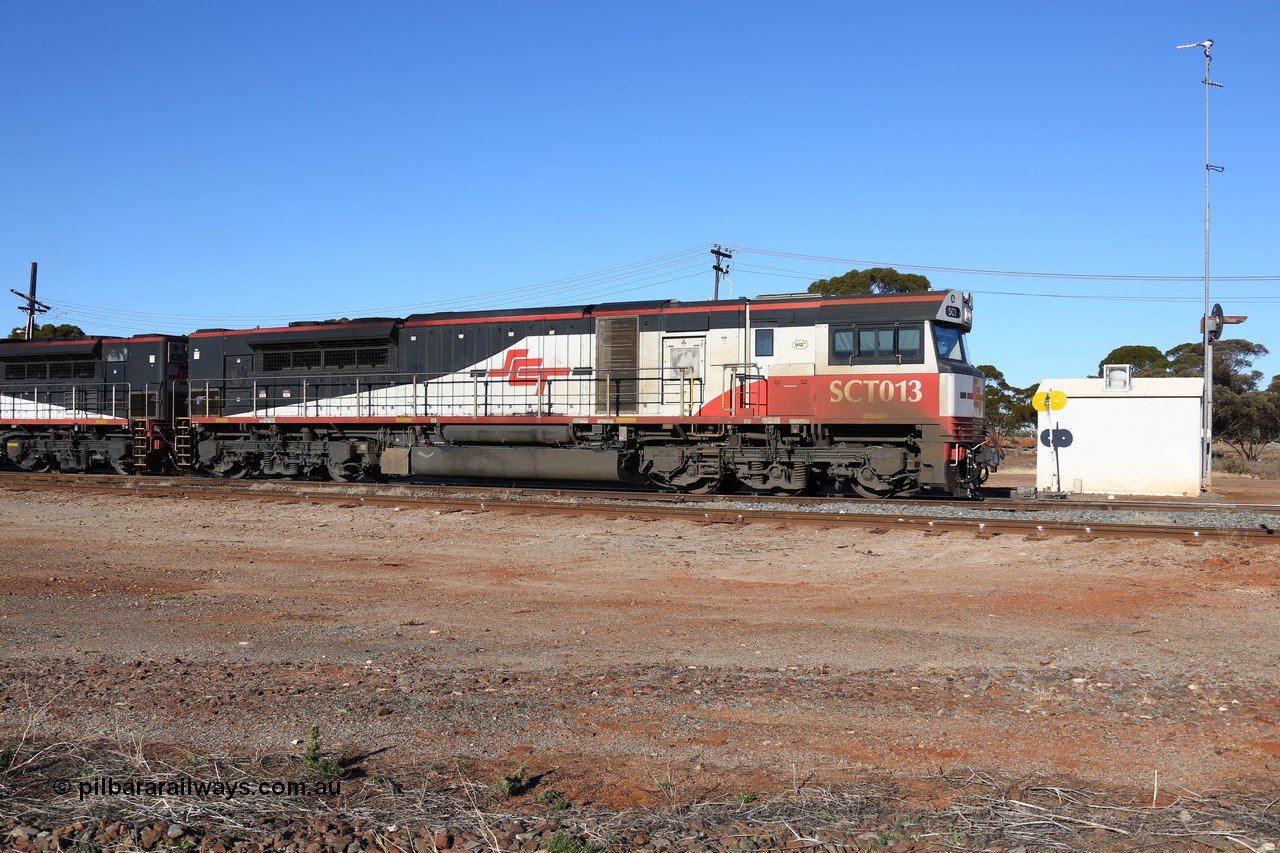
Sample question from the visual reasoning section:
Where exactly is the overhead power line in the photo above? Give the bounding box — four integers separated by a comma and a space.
50, 245, 715, 324
31, 242, 1280, 336
732, 263, 1280, 304
733, 246, 1280, 282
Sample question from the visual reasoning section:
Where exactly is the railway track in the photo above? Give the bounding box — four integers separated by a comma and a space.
2, 470, 1275, 513
3, 471, 1277, 543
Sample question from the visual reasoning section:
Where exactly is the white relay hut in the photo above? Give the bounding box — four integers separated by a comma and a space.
1033, 367, 1204, 496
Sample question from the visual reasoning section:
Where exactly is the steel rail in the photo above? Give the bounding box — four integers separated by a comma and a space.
1, 471, 1276, 516
2, 474, 1274, 544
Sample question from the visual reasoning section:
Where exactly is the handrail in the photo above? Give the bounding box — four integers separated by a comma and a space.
0, 380, 134, 421
180, 367, 710, 420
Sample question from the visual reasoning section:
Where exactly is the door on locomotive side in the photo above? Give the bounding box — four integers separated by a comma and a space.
661, 337, 704, 415
748, 308, 818, 418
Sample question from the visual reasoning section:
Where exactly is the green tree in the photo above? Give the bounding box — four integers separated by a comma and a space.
807, 267, 931, 296
1096, 345, 1169, 377
976, 364, 1036, 438
1165, 339, 1268, 392
1101, 338, 1273, 460
1212, 386, 1280, 461
7, 323, 86, 340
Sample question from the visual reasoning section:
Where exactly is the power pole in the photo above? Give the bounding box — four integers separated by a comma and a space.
10, 262, 50, 339
711, 245, 732, 300
1176, 39, 1223, 491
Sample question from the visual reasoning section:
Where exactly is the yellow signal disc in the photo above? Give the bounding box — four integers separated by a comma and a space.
1033, 390, 1068, 412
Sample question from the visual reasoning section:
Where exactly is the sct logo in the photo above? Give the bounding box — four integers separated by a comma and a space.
488, 350, 570, 394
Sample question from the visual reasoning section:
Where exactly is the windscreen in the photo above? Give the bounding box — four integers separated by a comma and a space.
934, 326, 968, 363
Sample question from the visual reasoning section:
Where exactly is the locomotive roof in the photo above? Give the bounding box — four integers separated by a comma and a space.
401, 290, 957, 325
190, 319, 400, 341
180, 290, 966, 338
0, 334, 179, 356
402, 299, 686, 324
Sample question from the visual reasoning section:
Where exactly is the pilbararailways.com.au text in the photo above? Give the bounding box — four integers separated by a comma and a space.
58, 776, 341, 801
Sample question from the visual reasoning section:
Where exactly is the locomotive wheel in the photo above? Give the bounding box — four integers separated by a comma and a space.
213, 461, 250, 479
715, 477, 743, 495
327, 460, 361, 482
852, 465, 897, 499
852, 468, 895, 499
11, 446, 54, 472
852, 481, 895, 499
683, 472, 744, 494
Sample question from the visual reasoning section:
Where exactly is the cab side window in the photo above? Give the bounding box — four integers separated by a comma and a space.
831, 329, 855, 361
829, 323, 924, 365
754, 328, 774, 358
898, 326, 923, 360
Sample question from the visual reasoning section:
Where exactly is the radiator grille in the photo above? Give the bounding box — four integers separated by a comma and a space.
595, 317, 638, 414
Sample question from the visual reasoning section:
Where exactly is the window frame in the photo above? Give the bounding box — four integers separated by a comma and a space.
828, 322, 925, 365
754, 327, 775, 358
933, 325, 969, 364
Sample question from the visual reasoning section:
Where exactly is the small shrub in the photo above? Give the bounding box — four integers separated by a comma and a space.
1217, 454, 1251, 476
537, 787, 569, 812
489, 763, 531, 798
1251, 456, 1280, 479
543, 831, 603, 853
301, 726, 345, 780
733, 791, 757, 804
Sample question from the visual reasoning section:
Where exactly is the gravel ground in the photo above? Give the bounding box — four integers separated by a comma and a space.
607, 494, 1280, 532
1, 486, 1277, 852
203, 476, 1280, 534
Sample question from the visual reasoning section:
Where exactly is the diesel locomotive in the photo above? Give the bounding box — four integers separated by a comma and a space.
0, 334, 187, 474
2, 289, 999, 497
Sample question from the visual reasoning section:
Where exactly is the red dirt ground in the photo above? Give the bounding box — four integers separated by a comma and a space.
1, 484, 1277, 841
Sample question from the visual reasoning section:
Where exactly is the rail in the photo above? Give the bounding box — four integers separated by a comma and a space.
1, 475, 1274, 543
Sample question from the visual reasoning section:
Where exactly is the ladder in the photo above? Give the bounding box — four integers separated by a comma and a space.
131, 419, 149, 468
173, 417, 192, 468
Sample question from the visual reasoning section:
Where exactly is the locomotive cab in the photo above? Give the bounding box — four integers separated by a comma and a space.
929, 299, 1000, 494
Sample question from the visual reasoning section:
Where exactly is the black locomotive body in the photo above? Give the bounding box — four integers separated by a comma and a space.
0, 335, 188, 474
187, 319, 400, 479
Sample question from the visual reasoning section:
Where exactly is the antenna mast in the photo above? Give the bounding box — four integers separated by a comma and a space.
1175, 39, 1223, 491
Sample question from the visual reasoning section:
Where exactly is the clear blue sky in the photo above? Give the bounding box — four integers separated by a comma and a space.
3, 2, 1276, 389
